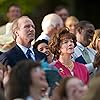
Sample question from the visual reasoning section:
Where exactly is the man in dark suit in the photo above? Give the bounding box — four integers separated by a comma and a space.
0, 16, 46, 67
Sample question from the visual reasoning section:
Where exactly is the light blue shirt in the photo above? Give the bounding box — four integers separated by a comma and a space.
17, 43, 35, 61
72, 42, 96, 73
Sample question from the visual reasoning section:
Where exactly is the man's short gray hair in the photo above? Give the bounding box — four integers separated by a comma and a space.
12, 16, 29, 40
41, 13, 63, 32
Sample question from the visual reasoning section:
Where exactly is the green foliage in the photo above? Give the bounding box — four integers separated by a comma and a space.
0, 0, 73, 26
0, 0, 45, 25
0, 0, 45, 14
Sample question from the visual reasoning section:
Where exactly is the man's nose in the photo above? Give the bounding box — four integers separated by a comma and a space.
30, 26, 34, 31
30, 27, 35, 33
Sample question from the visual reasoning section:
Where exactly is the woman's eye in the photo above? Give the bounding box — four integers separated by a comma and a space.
39, 48, 43, 51
62, 40, 68, 44
63, 41, 68, 43
70, 40, 74, 42
63, 40, 73, 43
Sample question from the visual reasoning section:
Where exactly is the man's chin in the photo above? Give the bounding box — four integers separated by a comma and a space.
85, 43, 90, 47
28, 39, 34, 43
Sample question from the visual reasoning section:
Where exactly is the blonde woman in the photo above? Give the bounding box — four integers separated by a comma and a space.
89, 29, 100, 52
65, 16, 79, 34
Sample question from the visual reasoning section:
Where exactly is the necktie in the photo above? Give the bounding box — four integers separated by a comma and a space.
82, 48, 91, 63
26, 49, 33, 60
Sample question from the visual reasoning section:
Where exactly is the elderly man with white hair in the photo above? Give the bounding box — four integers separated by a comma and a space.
36, 13, 64, 41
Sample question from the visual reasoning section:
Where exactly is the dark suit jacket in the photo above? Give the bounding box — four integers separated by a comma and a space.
0, 45, 47, 67
0, 51, 2, 55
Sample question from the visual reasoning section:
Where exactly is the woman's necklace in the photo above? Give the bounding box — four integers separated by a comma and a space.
62, 61, 74, 71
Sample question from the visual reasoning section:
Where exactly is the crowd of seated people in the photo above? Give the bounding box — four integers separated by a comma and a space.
0, 3, 100, 100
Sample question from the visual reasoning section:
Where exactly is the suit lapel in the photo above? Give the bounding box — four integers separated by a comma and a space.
15, 45, 27, 60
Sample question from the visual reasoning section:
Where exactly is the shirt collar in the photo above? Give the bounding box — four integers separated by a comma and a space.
17, 43, 35, 55
77, 42, 85, 51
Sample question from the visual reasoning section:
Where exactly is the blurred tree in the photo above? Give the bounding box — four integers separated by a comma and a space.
0, 0, 45, 14
0, 0, 45, 25
0, 0, 74, 37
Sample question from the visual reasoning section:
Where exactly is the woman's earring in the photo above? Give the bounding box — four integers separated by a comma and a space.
59, 50, 61, 53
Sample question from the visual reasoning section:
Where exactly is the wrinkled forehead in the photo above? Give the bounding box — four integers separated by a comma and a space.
18, 17, 35, 26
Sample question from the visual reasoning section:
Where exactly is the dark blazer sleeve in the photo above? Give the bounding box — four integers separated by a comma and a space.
0, 51, 2, 55
0, 45, 27, 67
0, 52, 13, 67
0, 46, 47, 67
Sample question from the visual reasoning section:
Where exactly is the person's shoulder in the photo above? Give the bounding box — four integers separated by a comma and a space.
36, 32, 49, 41
73, 46, 82, 57
74, 62, 89, 72
0, 24, 6, 29
74, 62, 86, 68
0, 46, 17, 58
87, 47, 96, 54
49, 60, 58, 66
0, 24, 6, 35
74, 45, 80, 51
36, 32, 44, 41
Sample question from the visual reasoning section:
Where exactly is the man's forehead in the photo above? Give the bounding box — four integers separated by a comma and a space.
18, 17, 31, 22
18, 17, 34, 25
85, 24, 95, 30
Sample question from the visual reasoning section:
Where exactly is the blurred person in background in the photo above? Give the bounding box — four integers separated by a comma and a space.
0, 63, 5, 90
65, 16, 79, 35
6, 60, 48, 100
82, 74, 100, 100
89, 29, 100, 52
52, 77, 88, 100
54, 5, 69, 23
0, 3, 21, 35
36, 13, 63, 41
0, 4, 22, 52
93, 52, 100, 73
0, 90, 6, 100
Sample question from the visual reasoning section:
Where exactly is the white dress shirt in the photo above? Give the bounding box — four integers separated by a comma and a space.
36, 32, 50, 41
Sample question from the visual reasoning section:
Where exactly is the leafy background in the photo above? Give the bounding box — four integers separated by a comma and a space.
0, 0, 100, 37
0, 0, 74, 37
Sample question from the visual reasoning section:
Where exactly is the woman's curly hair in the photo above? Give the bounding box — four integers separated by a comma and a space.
49, 27, 76, 60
